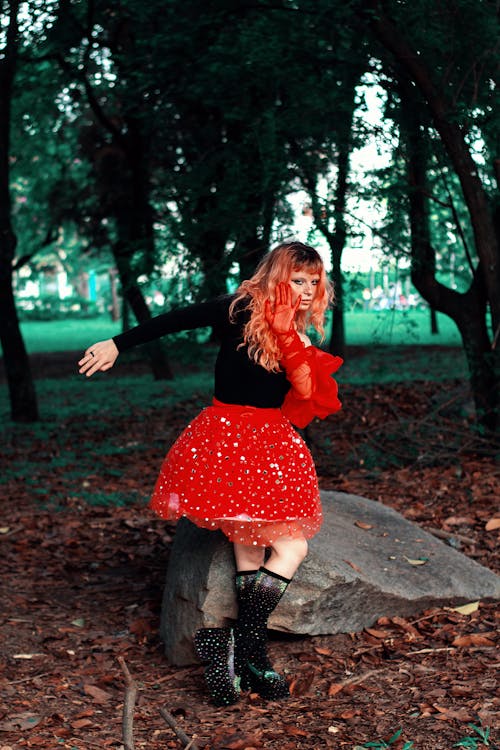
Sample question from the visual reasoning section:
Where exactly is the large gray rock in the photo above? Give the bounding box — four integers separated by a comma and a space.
160, 491, 500, 665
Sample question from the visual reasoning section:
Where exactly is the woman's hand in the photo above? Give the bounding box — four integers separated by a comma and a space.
264, 282, 301, 335
78, 339, 119, 377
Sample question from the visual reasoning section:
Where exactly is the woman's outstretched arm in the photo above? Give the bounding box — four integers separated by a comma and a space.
78, 295, 232, 378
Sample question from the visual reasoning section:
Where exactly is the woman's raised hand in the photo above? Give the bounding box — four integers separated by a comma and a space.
264, 282, 301, 335
78, 339, 119, 377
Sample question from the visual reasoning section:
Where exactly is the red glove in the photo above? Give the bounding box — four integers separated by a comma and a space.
265, 282, 301, 335
265, 282, 313, 398
265, 281, 304, 353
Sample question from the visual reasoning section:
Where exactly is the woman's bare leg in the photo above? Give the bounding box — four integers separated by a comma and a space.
232, 534, 307, 699
265, 535, 308, 579
233, 542, 266, 570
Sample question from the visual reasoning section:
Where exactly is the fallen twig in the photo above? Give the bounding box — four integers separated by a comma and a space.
341, 668, 379, 686
118, 655, 137, 750
426, 527, 476, 546
159, 707, 200, 750
408, 647, 456, 655
7, 671, 52, 685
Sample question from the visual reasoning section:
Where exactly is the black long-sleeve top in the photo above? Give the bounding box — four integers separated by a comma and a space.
112, 295, 290, 408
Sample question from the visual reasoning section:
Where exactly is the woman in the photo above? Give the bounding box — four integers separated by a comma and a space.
78, 241, 343, 706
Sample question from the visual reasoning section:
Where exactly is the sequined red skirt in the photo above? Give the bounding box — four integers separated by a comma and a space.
149, 398, 322, 546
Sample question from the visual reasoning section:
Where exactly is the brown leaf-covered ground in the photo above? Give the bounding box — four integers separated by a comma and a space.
0, 349, 498, 750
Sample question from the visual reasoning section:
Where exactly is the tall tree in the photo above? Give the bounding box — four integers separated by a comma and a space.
0, 0, 38, 422
398, 78, 495, 425
361, 0, 500, 430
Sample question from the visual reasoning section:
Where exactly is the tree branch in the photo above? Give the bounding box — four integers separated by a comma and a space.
117, 656, 137, 750
13, 225, 58, 270
159, 707, 200, 750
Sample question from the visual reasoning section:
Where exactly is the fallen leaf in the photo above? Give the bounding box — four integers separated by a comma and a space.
288, 669, 315, 696
313, 646, 332, 656
485, 517, 500, 531
339, 708, 359, 720
404, 556, 428, 565
0, 713, 43, 731
390, 616, 422, 639
452, 634, 495, 647
364, 628, 390, 639
74, 709, 94, 719
433, 704, 448, 713
83, 684, 113, 703
354, 520, 373, 530
328, 683, 344, 696
71, 618, 85, 628
444, 516, 475, 526
433, 706, 474, 722
216, 733, 263, 749
282, 725, 308, 737
71, 718, 93, 729
12, 653, 44, 659
449, 601, 479, 615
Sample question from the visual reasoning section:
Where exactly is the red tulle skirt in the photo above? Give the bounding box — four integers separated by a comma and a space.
149, 398, 322, 546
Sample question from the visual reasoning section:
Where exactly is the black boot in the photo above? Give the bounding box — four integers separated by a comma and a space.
233, 566, 291, 700
194, 627, 241, 706
233, 569, 259, 690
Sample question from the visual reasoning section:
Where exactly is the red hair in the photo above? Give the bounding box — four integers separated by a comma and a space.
230, 242, 333, 372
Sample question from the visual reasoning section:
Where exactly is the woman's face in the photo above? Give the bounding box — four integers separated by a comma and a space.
287, 268, 321, 311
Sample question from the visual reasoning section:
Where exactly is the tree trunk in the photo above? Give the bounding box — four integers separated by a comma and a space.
430, 307, 438, 335
292, 62, 358, 359
237, 231, 266, 283
327, 100, 353, 359
109, 267, 120, 321
194, 228, 232, 299
114, 248, 173, 380
0, 244, 39, 422
236, 185, 277, 282
106, 116, 173, 380
0, 0, 38, 422
402, 84, 498, 429
329, 256, 345, 358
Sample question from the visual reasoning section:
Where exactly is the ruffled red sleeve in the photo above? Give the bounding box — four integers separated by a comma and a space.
281, 346, 343, 428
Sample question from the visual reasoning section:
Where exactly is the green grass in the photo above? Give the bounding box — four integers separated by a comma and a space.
0, 347, 466, 429
0, 371, 214, 424
339, 345, 466, 384
9, 309, 461, 355
0, 310, 467, 428
18, 317, 122, 353
341, 309, 461, 346
0, 317, 468, 511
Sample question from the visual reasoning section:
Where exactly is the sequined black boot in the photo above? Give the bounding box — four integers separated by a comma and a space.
194, 627, 241, 706
233, 569, 259, 691
234, 567, 291, 700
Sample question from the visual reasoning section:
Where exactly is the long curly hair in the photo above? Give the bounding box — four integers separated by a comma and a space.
229, 241, 333, 372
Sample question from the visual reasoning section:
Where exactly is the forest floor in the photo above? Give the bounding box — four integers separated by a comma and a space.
0, 347, 499, 750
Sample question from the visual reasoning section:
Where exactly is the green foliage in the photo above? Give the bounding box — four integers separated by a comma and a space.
354, 726, 414, 749
5, 0, 499, 430
454, 723, 492, 748
76, 489, 147, 508
17, 295, 99, 321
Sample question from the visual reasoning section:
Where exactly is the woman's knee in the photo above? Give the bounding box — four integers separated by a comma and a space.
233, 542, 266, 569
293, 536, 309, 564
272, 536, 308, 565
